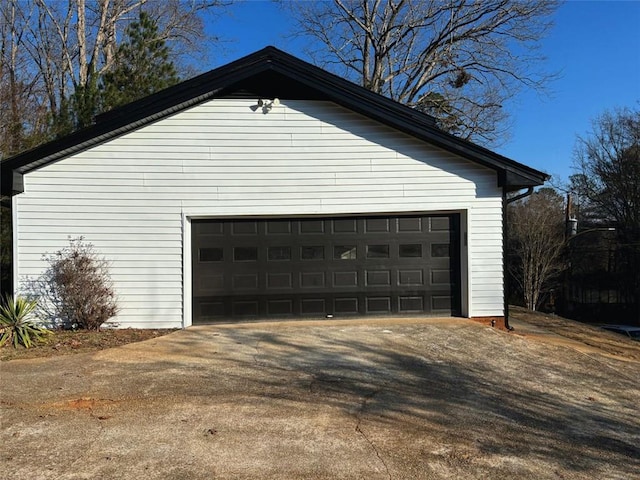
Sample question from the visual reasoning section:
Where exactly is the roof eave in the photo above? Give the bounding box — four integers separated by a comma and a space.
259, 58, 548, 188
0, 46, 549, 195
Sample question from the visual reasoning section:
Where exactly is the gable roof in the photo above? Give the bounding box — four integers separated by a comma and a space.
1, 46, 548, 196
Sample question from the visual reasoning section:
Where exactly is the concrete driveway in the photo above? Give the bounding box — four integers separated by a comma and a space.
2, 317, 639, 479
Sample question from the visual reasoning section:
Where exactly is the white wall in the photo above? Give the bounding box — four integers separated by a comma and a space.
14, 99, 503, 328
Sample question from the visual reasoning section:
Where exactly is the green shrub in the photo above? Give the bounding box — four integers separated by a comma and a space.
0, 295, 51, 348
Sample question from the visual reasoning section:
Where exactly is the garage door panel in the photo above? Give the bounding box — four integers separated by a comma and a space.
399, 270, 424, 286
231, 220, 258, 235
266, 220, 292, 234
198, 247, 223, 262
232, 273, 259, 290
398, 243, 422, 258
301, 272, 326, 288
432, 296, 453, 311
233, 300, 259, 316
332, 218, 358, 233
399, 296, 424, 312
267, 299, 294, 315
301, 298, 326, 315
430, 216, 451, 231
333, 271, 358, 287
366, 297, 392, 313
267, 272, 293, 289
366, 270, 391, 286
334, 297, 359, 314
300, 219, 325, 234
197, 274, 224, 294
192, 214, 460, 322
431, 269, 452, 285
301, 245, 325, 261
397, 217, 422, 232
200, 301, 225, 318
365, 218, 390, 233
197, 222, 224, 235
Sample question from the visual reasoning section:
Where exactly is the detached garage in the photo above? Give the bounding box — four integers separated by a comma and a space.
1, 47, 547, 329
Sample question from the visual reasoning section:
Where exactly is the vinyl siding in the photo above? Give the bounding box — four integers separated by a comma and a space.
15, 99, 503, 327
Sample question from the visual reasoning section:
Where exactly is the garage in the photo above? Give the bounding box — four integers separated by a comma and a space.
3, 47, 549, 329
192, 214, 460, 322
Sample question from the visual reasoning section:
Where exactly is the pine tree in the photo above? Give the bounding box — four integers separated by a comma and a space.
101, 12, 180, 111
71, 75, 102, 129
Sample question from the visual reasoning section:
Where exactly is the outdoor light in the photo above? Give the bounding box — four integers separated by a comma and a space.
256, 98, 280, 113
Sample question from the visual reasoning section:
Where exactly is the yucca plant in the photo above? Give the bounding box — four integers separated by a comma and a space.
0, 295, 51, 348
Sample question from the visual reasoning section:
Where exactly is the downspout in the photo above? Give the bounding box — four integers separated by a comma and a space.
503, 187, 534, 330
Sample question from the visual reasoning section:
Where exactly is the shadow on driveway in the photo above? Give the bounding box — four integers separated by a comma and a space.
2, 319, 639, 479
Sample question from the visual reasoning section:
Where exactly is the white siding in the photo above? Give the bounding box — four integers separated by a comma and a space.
15, 99, 503, 328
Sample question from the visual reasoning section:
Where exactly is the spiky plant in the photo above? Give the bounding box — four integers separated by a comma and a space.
0, 295, 51, 348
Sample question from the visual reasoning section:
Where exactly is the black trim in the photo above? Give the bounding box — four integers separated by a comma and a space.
1, 46, 548, 196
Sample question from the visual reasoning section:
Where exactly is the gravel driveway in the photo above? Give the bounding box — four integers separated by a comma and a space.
2, 317, 639, 479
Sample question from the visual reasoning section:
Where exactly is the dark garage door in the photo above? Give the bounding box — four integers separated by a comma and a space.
192, 214, 460, 323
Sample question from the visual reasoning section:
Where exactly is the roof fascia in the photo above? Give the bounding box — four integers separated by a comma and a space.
1, 46, 548, 195
1, 49, 279, 196
263, 59, 548, 187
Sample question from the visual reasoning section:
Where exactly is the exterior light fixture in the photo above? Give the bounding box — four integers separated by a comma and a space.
257, 98, 280, 113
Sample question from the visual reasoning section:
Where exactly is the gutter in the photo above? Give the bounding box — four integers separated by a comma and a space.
506, 187, 534, 205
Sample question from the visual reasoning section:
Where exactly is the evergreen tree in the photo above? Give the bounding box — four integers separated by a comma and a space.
71, 75, 102, 129
51, 12, 180, 131
102, 12, 180, 111
50, 96, 75, 137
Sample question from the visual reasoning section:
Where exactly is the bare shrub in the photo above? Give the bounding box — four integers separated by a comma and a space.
26, 237, 118, 330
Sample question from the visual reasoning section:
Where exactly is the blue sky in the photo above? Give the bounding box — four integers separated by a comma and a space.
207, 1, 640, 185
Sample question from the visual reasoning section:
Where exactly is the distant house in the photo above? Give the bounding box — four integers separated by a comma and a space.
1, 47, 547, 329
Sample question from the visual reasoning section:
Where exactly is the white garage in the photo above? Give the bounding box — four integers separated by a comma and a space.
1, 47, 548, 329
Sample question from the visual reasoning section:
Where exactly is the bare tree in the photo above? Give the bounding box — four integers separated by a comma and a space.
0, 1, 50, 156
285, 0, 558, 145
572, 106, 640, 321
507, 188, 565, 311
0, 0, 228, 156
572, 107, 640, 232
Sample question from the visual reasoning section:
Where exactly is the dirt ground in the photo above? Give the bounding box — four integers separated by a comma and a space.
508, 306, 640, 362
2, 307, 637, 362
0, 328, 174, 361
1, 313, 639, 479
